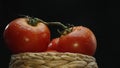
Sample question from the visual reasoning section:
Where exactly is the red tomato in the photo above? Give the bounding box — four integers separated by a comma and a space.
3, 17, 50, 54
56, 26, 97, 56
47, 38, 59, 51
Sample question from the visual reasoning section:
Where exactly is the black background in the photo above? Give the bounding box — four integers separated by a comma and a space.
0, 0, 120, 68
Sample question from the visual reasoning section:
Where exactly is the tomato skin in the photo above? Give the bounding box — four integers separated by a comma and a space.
3, 18, 50, 54
47, 38, 59, 51
56, 26, 97, 56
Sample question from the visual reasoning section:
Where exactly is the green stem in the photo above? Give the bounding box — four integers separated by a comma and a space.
24, 16, 72, 35
46, 22, 68, 29
46, 22, 72, 35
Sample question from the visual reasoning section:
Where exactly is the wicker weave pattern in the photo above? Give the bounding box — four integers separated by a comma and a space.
9, 52, 98, 68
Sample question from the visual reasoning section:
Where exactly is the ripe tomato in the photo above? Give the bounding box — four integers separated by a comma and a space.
56, 26, 97, 56
3, 17, 50, 54
47, 38, 59, 51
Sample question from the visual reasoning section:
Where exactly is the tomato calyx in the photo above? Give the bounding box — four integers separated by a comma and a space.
57, 23, 74, 36
27, 17, 44, 26
22, 16, 47, 26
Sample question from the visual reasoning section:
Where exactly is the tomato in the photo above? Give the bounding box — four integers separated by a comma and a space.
3, 17, 50, 54
56, 26, 97, 56
47, 38, 59, 51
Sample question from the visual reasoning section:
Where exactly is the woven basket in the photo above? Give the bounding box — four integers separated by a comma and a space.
9, 52, 98, 68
